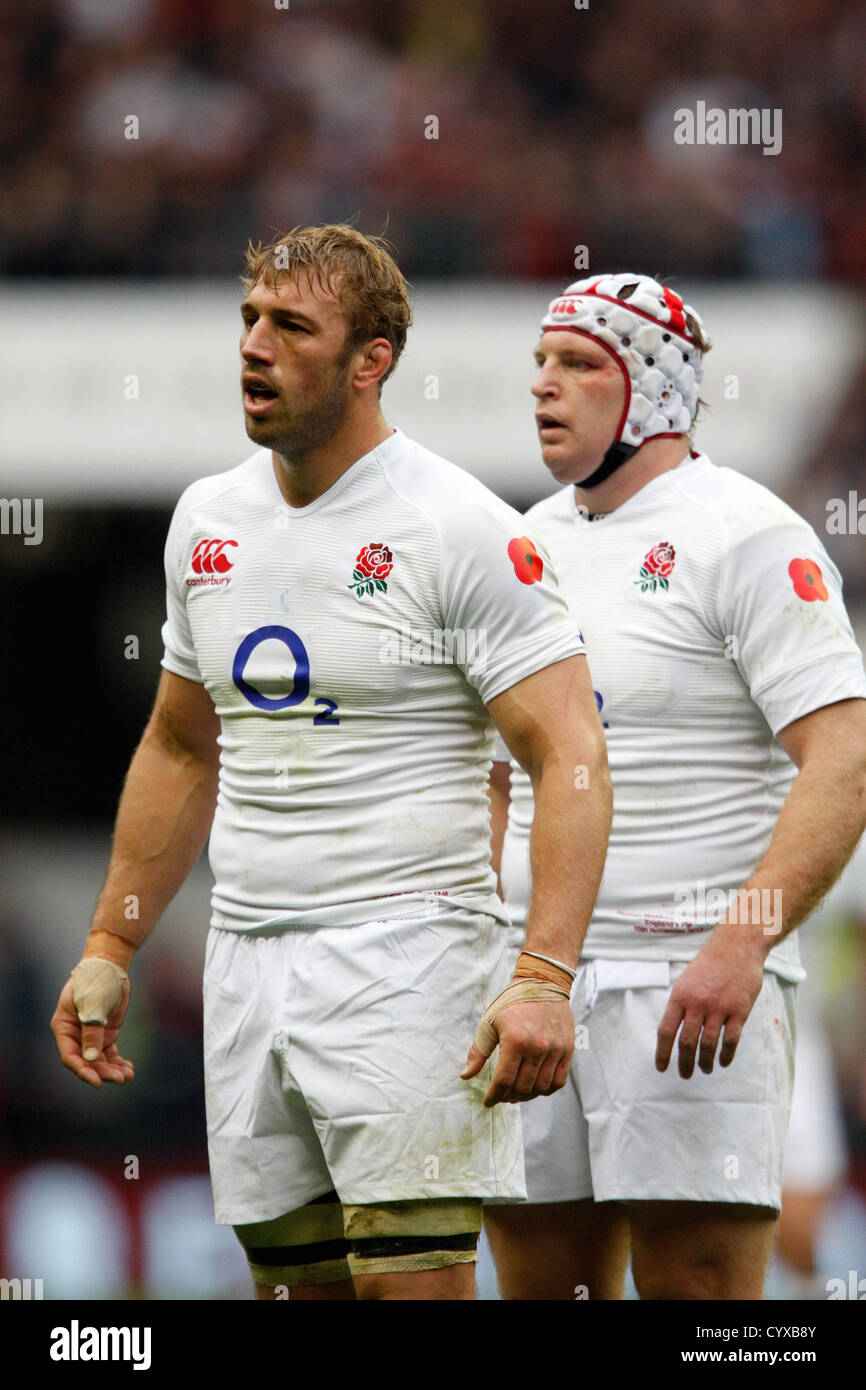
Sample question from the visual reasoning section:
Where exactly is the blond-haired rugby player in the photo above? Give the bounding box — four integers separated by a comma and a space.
51, 227, 611, 1301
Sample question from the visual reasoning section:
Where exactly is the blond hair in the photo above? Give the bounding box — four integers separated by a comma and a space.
242, 224, 412, 386
684, 309, 712, 428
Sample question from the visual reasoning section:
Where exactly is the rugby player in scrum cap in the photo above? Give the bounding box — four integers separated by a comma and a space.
485, 273, 866, 1300
50, 227, 612, 1301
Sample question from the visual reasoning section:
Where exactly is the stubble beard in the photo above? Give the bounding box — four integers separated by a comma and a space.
245, 356, 355, 464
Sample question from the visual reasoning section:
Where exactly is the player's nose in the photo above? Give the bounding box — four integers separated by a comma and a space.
531, 366, 557, 399
241, 321, 275, 362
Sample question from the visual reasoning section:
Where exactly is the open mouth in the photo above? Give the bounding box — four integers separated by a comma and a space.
243, 380, 279, 414
537, 416, 565, 434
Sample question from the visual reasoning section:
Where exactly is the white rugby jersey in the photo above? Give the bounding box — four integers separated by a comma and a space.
499, 452, 866, 982
161, 428, 584, 931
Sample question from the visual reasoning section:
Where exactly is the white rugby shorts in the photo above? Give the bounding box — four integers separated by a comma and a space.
203, 911, 525, 1224
518, 959, 796, 1209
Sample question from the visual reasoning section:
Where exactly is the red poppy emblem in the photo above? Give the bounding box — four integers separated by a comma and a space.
788, 558, 828, 602
508, 536, 544, 585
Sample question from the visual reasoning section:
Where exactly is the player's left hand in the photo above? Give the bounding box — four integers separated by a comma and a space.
655, 929, 766, 1079
461, 998, 575, 1107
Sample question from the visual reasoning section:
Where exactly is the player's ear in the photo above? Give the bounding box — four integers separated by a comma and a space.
352, 339, 392, 394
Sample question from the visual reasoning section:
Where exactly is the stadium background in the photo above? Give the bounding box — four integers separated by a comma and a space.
1, 0, 864, 1299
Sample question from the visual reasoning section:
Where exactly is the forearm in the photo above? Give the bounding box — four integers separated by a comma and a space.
521, 738, 612, 968
721, 757, 866, 958
88, 725, 219, 957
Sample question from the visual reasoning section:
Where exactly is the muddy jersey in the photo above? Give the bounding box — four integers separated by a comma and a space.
162, 428, 584, 930
499, 452, 866, 981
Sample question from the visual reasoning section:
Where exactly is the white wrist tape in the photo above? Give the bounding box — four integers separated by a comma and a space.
70, 958, 128, 1025
519, 950, 578, 981
474, 978, 570, 1058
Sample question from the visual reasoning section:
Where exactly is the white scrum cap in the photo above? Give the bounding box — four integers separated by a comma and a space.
540, 273, 706, 485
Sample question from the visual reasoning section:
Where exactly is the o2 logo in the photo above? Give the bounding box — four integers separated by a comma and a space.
594, 689, 609, 729
232, 626, 339, 723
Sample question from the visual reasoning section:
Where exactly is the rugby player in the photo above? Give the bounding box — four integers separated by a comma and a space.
50, 227, 612, 1301
485, 273, 866, 1300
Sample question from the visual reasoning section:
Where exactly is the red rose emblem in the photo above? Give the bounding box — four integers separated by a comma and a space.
643, 542, 676, 578
788, 557, 828, 602
348, 542, 394, 598
355, 543, 393, 580
508, 536, 544, 585
635, 541, 676, 593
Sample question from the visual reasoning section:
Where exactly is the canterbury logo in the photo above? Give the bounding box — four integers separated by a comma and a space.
191, 538, 238, 574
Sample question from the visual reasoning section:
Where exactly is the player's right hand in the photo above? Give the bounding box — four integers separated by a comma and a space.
50, 977, 134, 1089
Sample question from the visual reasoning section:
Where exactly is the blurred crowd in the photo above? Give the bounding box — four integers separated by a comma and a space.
2, 0, 865, 281
789, 356, 866, 601
2, 1, 865, 1297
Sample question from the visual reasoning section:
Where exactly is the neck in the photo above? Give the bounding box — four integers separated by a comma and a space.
575, 435, 692, 516
272, 411, 393, 508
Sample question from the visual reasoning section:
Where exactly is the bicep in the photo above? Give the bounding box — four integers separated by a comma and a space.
776, 697, 866, 771
486, 654, 601, 778
147, 670, 221, 766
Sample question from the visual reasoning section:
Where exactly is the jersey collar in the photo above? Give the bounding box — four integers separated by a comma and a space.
569, 450, 708, 525
267, 428, 404, 516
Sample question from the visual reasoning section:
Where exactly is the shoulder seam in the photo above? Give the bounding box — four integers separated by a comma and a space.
664, 469, 730, 635
175, 453, 268, 513
375, 447, 447, 622
168, 454, 268, 574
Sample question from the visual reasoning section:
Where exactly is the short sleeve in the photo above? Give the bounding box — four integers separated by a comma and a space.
438, 498, 585, 705
160, 494, 203, 683
718, 516, 866, 736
